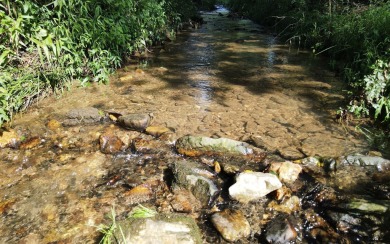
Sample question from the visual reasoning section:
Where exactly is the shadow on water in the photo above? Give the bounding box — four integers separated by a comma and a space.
150, 5, 349, 123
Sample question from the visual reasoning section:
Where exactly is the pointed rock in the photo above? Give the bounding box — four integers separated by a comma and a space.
171, 160, 220, 207
270, 161, 302, 183
99, 134, 125, 154
266, 215, 297, 243
229, 172, 282, 203
211, 209, 251, 242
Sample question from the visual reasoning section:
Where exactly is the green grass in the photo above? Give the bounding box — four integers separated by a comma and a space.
228, 0, 390, 126
0, 0, 199, 127
97, 207, 126, 244
128, 204, 157, 219
97, 204, 157, 244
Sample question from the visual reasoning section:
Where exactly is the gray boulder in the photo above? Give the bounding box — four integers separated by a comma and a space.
171, 160, 220, 207
118, 113, 151, 131
113, 214, 202, 244
175, 135, 266, 160
63, 107, 102, 126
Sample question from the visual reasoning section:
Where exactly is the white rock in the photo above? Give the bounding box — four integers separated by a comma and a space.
278, 161, 302, 183
116, 217, 202, 244
229, 172, 282, 203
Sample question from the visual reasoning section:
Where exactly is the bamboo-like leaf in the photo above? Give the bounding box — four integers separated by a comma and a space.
0, 49, 11, 66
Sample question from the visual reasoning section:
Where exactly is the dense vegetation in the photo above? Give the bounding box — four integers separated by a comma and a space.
1, 0, 388, 128
228, 0, 390, 126
0, 0, 217, 126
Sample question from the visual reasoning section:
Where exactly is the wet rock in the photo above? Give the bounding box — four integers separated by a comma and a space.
113, 214, 202, 244
269, 161, 302, 184
170, 187, 201, 213
132, 136, 170, 154
265, 215, 297, 244
275, 185, 292, 201
267, 196, 301, 214
175, 135, 265, 161
211, 209, 251, 242
119, 74, 133, 82
159, 132, 176, 144
0, 129, 19, 148
171, 160, 220, 206
63, 107, 102, 126
145, 126, 171, 137
303, 209, 341, 242
342, 198, 389, 214
326, 211, 361, 234
124, 185, 154, 205
99, 134, 125, 154
229, 172, 282, 203
325, 209, 387, 240
300, 134, 349, 157
277, 147, 305, 160
124, 178, 166, 205
46, 119, 62, 130
340, 155, 390, 171
118, 113, 151, 131
249, 135, 290, 155
299, 157, 335, 183
20, 137, 41, 149
0, 198, 16, 214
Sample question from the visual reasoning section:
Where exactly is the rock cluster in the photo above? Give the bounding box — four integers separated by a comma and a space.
1, 108, 389, 243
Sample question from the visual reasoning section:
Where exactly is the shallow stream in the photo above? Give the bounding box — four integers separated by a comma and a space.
1, 6, 389, 244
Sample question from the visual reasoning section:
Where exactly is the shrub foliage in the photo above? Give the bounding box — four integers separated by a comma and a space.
0, 0, 199, 125
228, 0, 390, 125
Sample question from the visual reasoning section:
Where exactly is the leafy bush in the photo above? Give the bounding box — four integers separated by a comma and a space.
0, 0, 198, 126
349, 56, 390, 123
227, 0, 390, 126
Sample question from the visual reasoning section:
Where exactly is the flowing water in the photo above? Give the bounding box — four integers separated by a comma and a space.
1, 6, 389, 244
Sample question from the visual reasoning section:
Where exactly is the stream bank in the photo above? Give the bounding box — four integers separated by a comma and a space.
1, 6, 388, 243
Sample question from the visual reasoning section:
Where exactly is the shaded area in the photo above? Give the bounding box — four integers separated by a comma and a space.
143, 6, 366, 159
0, 5, 379, 244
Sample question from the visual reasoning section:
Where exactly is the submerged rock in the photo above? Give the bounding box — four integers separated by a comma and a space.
99, 134, 125, 154
211, 209, 251, 242
46, 119, 62, 130
229, 172, 282, 203
171, 160, 220, 207
342, 198, 389, 214
0, 129, 19, 148
63, 107, 103, 126
268, 196, 301, 214
326, 211, 361, 234
340, 155, 390, 171
131, 136, 170, 154
145, 126, 171, 137
175, 135, 265, 160
118, 113, 151, 131
170, 187, 202, 213
19, 137, 41, 149
113, 214, 202, 244
325, 209, 388, 240
124, 178, 166, 205
303, 209, 341, 242
265, 215, 297, 244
